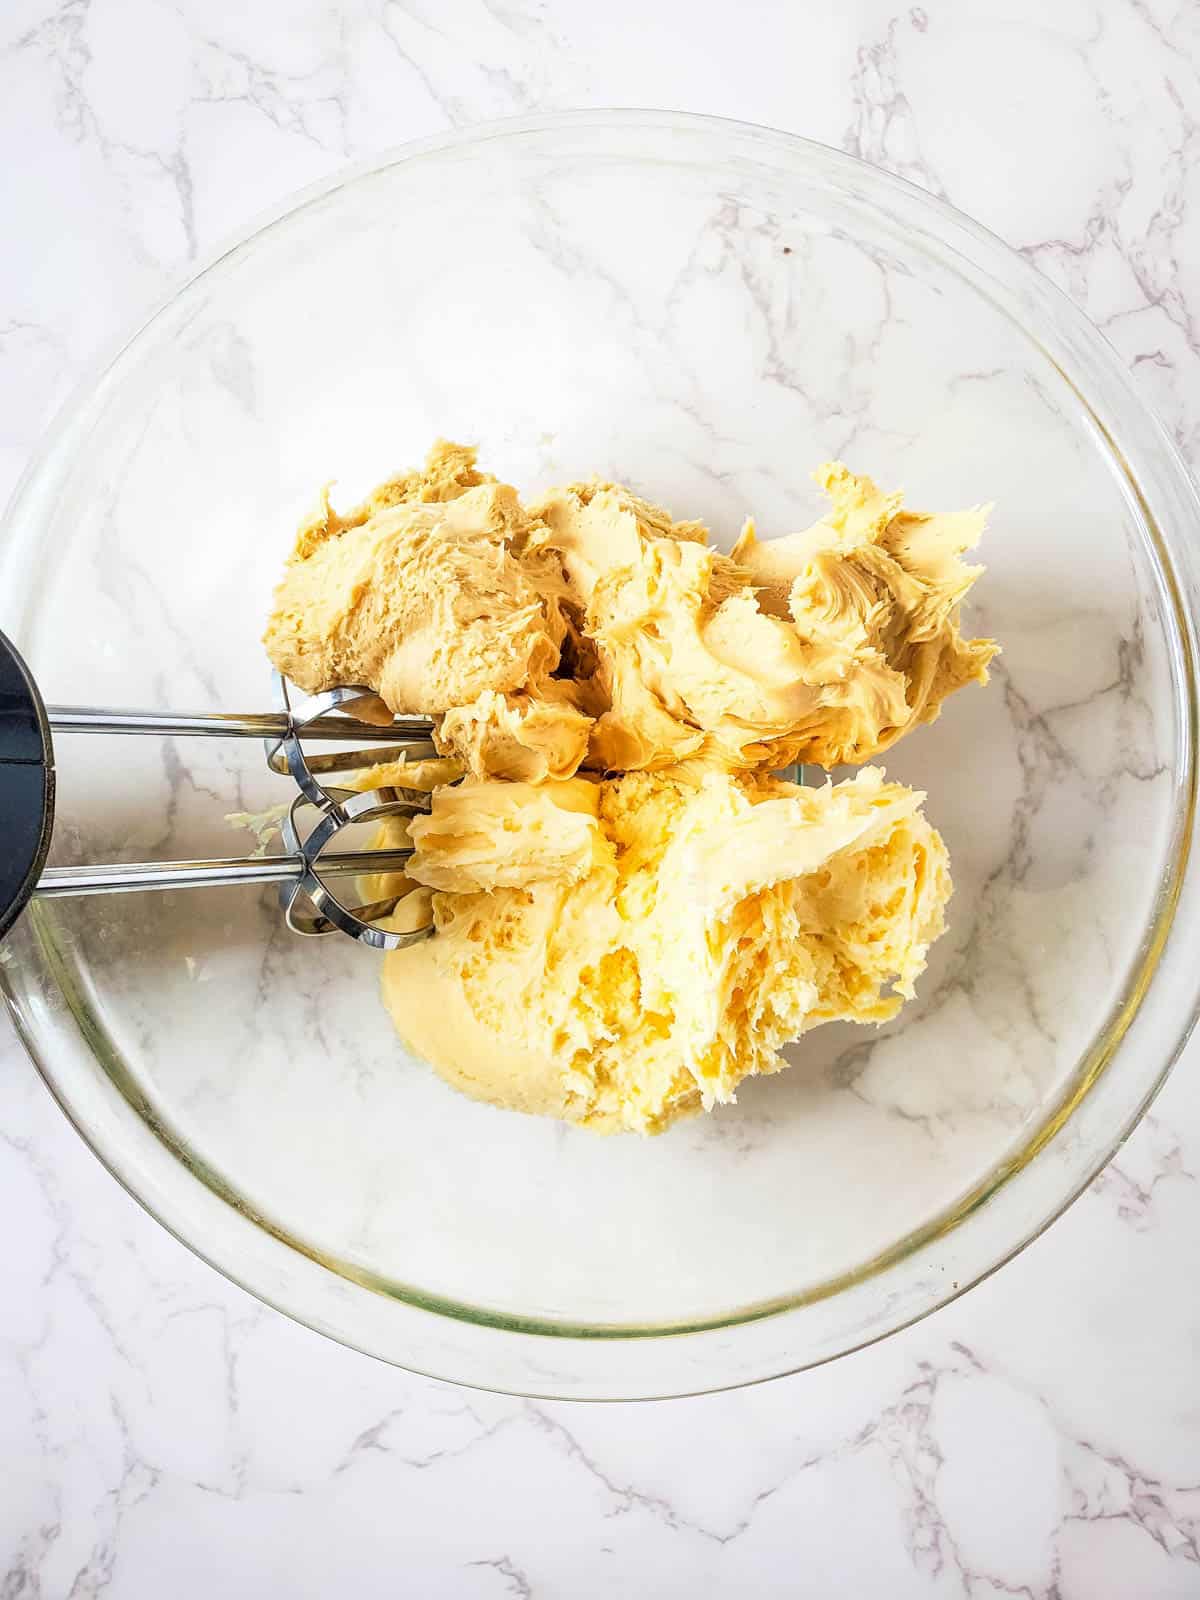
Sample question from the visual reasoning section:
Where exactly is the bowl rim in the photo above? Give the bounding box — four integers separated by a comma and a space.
3, 107, 1200, 1399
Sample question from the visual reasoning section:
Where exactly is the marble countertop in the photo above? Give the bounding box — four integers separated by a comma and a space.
4, 1, 1200, 1594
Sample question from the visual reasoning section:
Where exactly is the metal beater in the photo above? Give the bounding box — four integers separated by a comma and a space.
0, 629, 438, 951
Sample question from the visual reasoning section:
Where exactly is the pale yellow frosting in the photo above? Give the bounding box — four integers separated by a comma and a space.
265, 442, 995, 781
382, 766, 950, 1134
264, 442, 994, 1134
264, 484, 573, 727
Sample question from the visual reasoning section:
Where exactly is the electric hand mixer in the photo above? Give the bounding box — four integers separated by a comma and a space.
0, 629, 437, 951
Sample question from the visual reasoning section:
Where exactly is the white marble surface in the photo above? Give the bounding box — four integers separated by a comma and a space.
3, 1, 1200, 1594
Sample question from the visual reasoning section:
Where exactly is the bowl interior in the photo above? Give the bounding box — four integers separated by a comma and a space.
2, 120, 1187, 1344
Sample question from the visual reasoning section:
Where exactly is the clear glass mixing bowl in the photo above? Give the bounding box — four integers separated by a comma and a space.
3, 112, 1199, 1400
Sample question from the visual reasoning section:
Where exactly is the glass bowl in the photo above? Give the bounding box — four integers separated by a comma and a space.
3, 111, 1199, 1401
